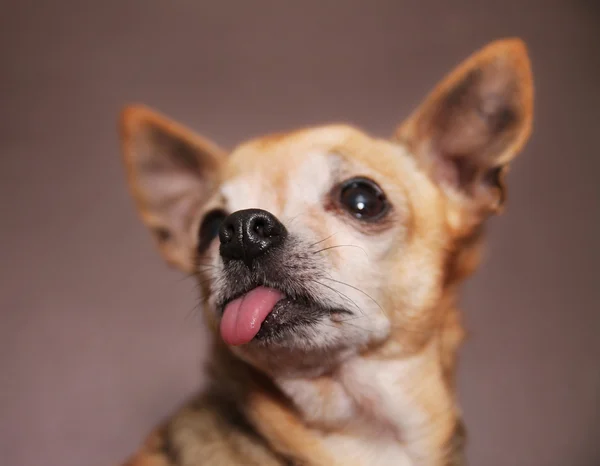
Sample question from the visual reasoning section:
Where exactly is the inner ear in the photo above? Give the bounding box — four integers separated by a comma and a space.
396, 39, 533, 212
120, 104, 227, 272
144, 125, 205, 173
427, 64, 524, 190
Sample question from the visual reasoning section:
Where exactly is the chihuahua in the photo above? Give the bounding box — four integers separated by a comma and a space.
118, 38, 533, 466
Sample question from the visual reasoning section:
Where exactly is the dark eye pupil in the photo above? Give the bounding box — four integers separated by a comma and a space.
198, 209, 227, 252
340, 178, 388, 220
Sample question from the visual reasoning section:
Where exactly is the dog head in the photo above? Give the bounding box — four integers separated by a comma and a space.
120, 39, 533, 377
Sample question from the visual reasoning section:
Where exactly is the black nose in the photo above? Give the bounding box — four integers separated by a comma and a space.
219, 209, 287, 267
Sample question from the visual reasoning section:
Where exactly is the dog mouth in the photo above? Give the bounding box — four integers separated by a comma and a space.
219, 286, 284, 346
218, 284, 351, 347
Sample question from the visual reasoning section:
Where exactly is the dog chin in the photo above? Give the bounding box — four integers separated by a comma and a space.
232, 320, 361, 378
255, 299, 349, 344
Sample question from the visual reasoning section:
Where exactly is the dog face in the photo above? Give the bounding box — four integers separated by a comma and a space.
197, 129, 445, 374
120, 39, 533, 376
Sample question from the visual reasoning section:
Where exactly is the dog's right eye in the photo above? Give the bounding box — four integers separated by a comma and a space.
338, 177, 389, 222
198, 209, 228, 252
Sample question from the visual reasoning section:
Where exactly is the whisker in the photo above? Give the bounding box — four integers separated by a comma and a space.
311, 279, 365, 317
320, 319, 376, 334
196, 274, 220, 289
285, 213, 305, 225
195, 262, 218, 269
173, 272, 197, 284
308, 233, 338, 248
184, 301, 202, 323
312, 244, 368, 258
321, 276, 386, 317
196, 266, 217, 273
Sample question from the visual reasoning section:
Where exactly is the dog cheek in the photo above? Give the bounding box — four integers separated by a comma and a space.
339, 313, 390, 348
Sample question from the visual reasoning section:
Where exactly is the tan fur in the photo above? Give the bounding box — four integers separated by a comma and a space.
117, 39, 533, 466
120, 105, 227, 272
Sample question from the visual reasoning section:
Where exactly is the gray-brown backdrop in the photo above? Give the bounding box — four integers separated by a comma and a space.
2, 1, 599, 465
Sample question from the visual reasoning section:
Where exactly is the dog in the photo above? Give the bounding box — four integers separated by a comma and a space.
117, 38, 533, 466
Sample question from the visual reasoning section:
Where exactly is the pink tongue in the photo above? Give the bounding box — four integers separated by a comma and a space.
220, 287, 284, 346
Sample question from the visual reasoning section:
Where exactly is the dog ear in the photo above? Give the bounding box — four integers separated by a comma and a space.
395, 38, 534, 232
120, 105, 226, 272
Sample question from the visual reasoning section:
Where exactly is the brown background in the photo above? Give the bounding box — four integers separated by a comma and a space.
1, 1, 599, 465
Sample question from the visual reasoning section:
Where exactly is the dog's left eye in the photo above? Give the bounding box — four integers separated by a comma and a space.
198, 209, 227, 252
339, 177, 389, 221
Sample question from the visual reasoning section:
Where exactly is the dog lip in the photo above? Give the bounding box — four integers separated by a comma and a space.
218, 282, 287, 315
217, 281, 353, 318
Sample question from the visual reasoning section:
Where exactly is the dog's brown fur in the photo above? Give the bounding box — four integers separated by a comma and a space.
118, 39, 533, 465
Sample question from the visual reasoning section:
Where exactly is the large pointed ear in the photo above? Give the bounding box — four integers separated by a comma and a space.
395, 38, 534, 232
119, 105, 226, 272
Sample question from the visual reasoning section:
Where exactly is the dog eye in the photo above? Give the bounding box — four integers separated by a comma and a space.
339, 177, 389, 221
198, 209, 227, 252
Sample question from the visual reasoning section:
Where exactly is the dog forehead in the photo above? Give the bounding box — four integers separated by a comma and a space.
218, 124, 439, 217
219, 146, 333, 215
219, 125, 359, 213
225, 124, 365, 168
222, 124, 413, 182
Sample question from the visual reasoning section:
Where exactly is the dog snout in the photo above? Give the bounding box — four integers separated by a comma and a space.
219, 209, 287, 267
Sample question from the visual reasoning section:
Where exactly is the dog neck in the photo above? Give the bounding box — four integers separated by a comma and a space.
275, 306, 464, 466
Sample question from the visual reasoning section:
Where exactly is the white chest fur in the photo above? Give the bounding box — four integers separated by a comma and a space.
277, 347, 454, 466
322, 431, 412, 466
